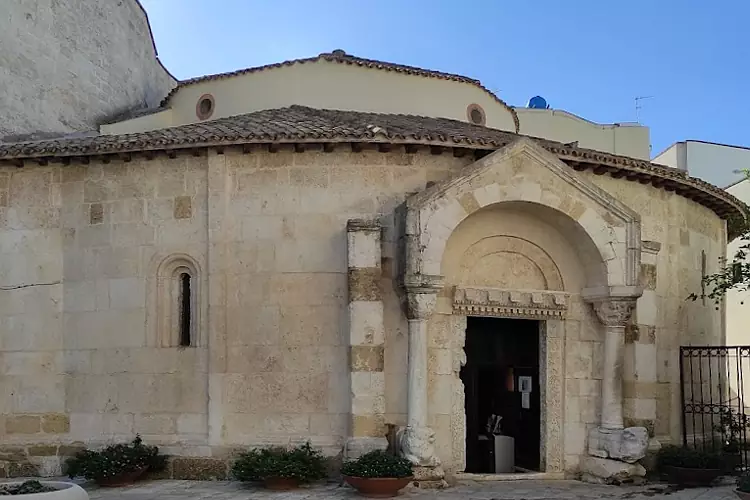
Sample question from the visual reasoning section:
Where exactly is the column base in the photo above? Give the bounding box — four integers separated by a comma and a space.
345, 437, 388, 459
588, 426, 649, 463
397, 425, 440, 467
412, 465, 448, 488
580, 456, 646, 485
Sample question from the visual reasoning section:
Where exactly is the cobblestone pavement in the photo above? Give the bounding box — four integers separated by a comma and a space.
81, 479, 740, 500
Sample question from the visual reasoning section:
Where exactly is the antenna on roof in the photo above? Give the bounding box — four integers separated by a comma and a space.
635, 96, 654, 123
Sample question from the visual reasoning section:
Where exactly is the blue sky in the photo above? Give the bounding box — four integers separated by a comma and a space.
140, 0, 748, 157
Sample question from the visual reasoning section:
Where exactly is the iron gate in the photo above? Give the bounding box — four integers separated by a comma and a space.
680, 346, 750, 471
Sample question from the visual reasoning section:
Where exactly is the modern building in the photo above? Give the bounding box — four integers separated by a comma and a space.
653, 140, 750, 189
0, 0, 745, 485
654, 141, 750, 346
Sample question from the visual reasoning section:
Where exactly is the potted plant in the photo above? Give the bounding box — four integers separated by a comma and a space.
737, 473, 750, 499
724, 438, 743, 474
66, 435, 165, 487
0, 480, 88, 500
715, 408, 749, 473
231, 442, 327, 490
657, 445, 724, 487
341, 450, 413, 498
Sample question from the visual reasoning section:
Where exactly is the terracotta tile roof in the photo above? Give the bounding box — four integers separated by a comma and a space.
159, 50, 519, 132
0, 105, 745, 233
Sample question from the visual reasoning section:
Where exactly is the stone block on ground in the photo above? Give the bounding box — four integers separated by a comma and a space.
580, 456, 646, 485
588, 426, 649, 463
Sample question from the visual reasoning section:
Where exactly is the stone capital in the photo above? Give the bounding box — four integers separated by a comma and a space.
591, 299, 636, 327
403, 274, 443, 320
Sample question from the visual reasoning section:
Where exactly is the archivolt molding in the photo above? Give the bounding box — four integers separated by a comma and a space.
452, 286, 570, 320
405, 137, 642, 290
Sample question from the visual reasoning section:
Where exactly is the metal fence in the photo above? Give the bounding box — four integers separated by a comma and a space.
680, 346, 750, 472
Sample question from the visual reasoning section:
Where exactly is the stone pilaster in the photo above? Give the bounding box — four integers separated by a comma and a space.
399, 274, 444, 480
206, 151, 230, 446
345, 219, 387, 458
624, 241, 661, 436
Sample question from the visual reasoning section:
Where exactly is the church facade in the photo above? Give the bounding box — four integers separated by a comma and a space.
0, 45, 745, 482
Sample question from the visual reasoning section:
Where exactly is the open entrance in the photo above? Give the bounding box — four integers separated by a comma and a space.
460, 316, 541, 473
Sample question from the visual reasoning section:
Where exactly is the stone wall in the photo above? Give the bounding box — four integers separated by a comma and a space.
588, 175, 726, 444
0, 0, 175, 141
0, 146, 725, 477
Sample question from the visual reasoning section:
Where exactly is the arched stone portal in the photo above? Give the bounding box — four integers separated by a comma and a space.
398, 138, 643, 479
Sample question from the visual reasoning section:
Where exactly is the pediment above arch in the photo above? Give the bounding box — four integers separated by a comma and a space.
404, 137, 643, 292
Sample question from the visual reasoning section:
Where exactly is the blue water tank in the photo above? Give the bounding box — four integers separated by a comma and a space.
527, 96, 549, 109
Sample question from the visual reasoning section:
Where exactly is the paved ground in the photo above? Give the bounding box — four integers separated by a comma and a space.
80, 479, 741, 500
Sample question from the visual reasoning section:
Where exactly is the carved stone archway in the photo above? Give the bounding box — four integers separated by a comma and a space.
398, 138, 643, 478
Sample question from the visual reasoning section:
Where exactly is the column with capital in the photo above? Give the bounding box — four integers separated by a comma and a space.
398, 275, 443, 477
581, 296, 650, 482
592, 299, 636, 430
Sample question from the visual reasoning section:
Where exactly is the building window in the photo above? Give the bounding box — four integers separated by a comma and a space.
148, 254, 203, 348
466, 104, 486, 126
179, 273, 192, 347
196, 94, 215, 121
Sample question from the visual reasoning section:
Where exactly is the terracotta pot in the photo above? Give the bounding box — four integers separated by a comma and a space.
344, 476, 413, 498
736, 490, 750, 500
262, 477, 300, 490
95, 467, 148, 487
663, 465, 722, 487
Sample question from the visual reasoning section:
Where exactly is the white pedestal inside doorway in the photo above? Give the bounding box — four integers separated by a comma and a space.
494, 435, 515, 473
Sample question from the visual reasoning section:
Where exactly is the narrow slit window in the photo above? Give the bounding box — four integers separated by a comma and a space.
179, 272, 192, 347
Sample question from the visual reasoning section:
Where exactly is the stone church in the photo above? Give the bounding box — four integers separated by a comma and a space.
0, 0, 745, 484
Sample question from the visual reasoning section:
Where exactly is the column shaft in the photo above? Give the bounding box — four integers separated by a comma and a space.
407, 318, 428, 429
601, 325, 626, 430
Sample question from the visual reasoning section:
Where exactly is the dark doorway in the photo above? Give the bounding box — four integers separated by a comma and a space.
460, 316, 541, 473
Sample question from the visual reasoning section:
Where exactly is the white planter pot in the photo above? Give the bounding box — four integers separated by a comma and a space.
0, 482, 88, 500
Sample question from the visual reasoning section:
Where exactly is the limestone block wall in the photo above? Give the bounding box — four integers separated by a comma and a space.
59, 157, 210, 449
588, 174, 726, 444
0, 0, 175, 141
209, 149, 470, 457
0, 145, 726, 478
0, 166, 65, 477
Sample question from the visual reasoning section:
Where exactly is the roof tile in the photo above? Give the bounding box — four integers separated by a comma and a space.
0, 105, 745, 230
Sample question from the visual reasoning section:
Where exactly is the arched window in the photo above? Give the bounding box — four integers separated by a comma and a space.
178, 272, 192, 347
147, 254, 203, 348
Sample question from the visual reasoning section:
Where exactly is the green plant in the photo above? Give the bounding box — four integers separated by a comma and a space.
738, 473, 750, 492
0, 481, 57, 495
66, 435, 164, 481
713, 408, 750, 454
657, 445, 723, 470
689, 169, 750, 306
231, 442, 327, 483
341, 450, 413, 479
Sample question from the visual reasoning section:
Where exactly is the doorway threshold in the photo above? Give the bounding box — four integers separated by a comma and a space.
455, 471, 565, 482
